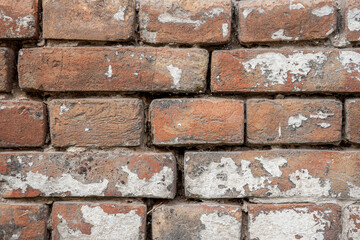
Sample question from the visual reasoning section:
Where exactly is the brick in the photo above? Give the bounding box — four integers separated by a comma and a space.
346, 99, 360, 143
343, 205, 360, 240
345, 0, 360, 42
239, 0, 336, 43
139, 0, 231, 44
150, 98, 244, 145
52, 202, 146, 240
18, 47, 208, 93
212, 49, 360, 93
49, 99, 143, 147
0, 0, 39, 39
185, 150, 360, 199
0, 152, 176, 198
247, 99, 342, 144
0, 204, 48, 240
248, 204, 341, 240
0, 48, 14, 92
0, 101, 46, 147
43, 0, 135, 41
152, 203, 242, 240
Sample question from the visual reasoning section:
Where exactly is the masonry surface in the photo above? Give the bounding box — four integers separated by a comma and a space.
0, 0, 359, 239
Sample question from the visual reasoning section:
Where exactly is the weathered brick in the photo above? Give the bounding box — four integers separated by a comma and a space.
49, 99, 143, 147
52, 202, 146, 240
139, 0, 231, 44
0, 204, 48, 240
345, 0, 360, 42
150, 98, 244, 145
0, 48, 14, 92
343, 205, 360, 240
0, 101, 46, 147
248, 204, 341, 240
346, 99, 360, 143
0, 152, 176, 198
212, 49, 360, 93
247, 99, 342, 144
43, 0, 135, 41
18, 47, 208, 93
152, 203, 242, 240
0, 0, 39, 39
239, 0, 336, 43
185, 150, 360, 199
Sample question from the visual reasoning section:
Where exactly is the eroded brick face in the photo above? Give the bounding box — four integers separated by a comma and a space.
52, 202, 146, 240
345, 0, 360, 42
152, 203, 242, 240
0, 48, 14, 92
0, 204, 48, 240
139, 0, 231, 44
49, 99, 144, 147
248, 204, 341, 240
239, 0, 337, 43
343, 205, 360, 240
18, 47, 208, 92
346, 99, 360, 143
43, 0, 135, 41
150, 98, 244, 145
247, 99, 342, 144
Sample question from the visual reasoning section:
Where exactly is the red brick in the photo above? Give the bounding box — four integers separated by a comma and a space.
0, 204, 48, 240
0, 152, 176, 198
345, 0, 360, 42
0, 101, 46, 147
185, 150, 360, 199
152, 203, 242, 240
139, 0, 231, 44
247, 99, 342, 144
43, 0, 135, 41
346, 99, 360, 143
248, 204, 341, 240
52, 202, 146, 240
49, 99, 143, 147
212, 49, 360, 93
0, 0, 39, 39
343, 205, 360, 240
18, 47, 208, 93
0, 48, 14, 92
150, 98, 244, 145
239, 0, 337, 43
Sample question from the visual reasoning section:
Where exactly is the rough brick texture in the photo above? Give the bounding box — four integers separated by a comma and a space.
0, 48, 14, 92
150, 98, 244, 145
49, 99, 143, 147
239, 0, 337, 43
345, 0, 360, 42
343, 205, 360, 240
52, 202, 146, 240
0, 204, 48, 240
0, 0, 39, 39
346, 99, 360, 143
139, 0, 231, 44
0, 101, 47, 147
212, 49, 360, 93
185, 150, 360, 199
43, 0, 135, 41
18, 47, 208, 92
0, 152, 176, 198
247, 99, 342, 144
248, 204, 341, 240
152, 203, 242, 240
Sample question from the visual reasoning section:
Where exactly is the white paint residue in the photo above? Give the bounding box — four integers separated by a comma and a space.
254, 156, 287, 177
59, 104, 70, 115
204, 8, 225, 18
316, 123, 331, 128
200, 212, 241, 240
249, 208, 331, 240
57, 206, 142, 240
339, 51, 360, 81
289, 1, 304, 10
116, 166, 174, 198
105, 65, 113, 78
312, 5, 334, 17
113, 6, 126, 21
0, 10, 13, 22
271, 29, 292, 40
15, 14, 35, 32
343, 206, 360, 240
158, 13, 203, 28
347, 181, 360, 198
167, 64, 182, 88
10, 232, 20, 240
347, 8, 360, 31
278, 124, 282, 138
141, 30, 157, 43
85, 128, 90, 132
242, 52, 328, 86
309, 111, 334, 119
0, 171, 108, 196
242, 8, 265, 19
288, 114, 308, 128
222, 23, 228, 38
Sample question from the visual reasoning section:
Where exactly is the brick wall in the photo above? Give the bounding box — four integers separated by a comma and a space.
0, 0, 359, 239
